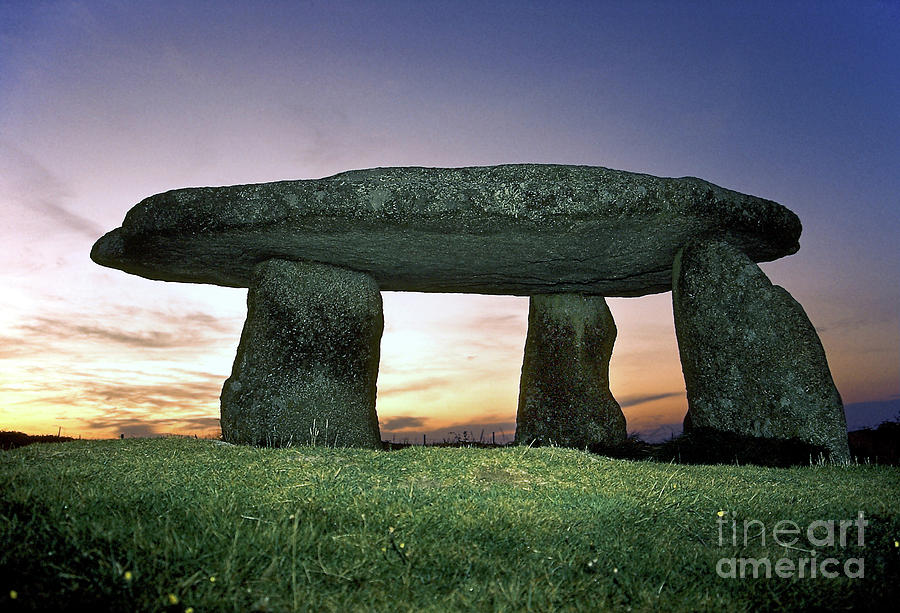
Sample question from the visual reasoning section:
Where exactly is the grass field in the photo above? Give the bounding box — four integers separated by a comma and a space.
1, 438, 898, 611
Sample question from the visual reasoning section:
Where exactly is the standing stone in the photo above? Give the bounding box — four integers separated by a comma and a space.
672, 240, 849, 461
220, 260, 383, 448
516, 294, 626, 448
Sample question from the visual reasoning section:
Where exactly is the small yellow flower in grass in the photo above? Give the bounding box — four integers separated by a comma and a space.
895, 540, 899, 548
399, 542, 405, 549
717, 510, 725, 517
124, 571, 133, 582
388, 526, 394, 533
9, 590, 17, 600
209, 575, 216, 583
613, 568, 618, 574
167, 593, 179, 605
186, 608, 194, 613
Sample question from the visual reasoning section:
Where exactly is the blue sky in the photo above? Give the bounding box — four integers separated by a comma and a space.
1, 0, 897, 441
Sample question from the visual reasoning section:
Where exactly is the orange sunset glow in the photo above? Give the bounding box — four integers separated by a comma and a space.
2, 3, 898, 443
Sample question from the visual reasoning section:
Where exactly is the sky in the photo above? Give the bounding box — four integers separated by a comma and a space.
1, 0, 898, 443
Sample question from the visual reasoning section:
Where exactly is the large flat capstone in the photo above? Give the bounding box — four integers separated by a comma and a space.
91, 164, 800, 297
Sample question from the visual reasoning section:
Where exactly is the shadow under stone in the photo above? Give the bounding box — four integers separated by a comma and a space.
590, 429, 834, 467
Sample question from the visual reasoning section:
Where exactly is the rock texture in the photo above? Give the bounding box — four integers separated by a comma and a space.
91, 164, 801, 297
672, 240, 849, 461
220, 260, 383, 448
91, 164, 834, 456
516, 294, 626, 447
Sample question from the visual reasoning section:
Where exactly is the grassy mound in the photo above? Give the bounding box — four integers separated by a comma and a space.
1, 438, 898, 611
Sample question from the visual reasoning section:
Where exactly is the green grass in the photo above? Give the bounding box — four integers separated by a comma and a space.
1, 438, 898, 611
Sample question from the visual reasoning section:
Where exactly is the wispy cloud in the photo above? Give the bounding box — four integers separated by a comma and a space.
463, 312, 528, 333
0, 140, 104, 239
380, 415, 428, 430
2, 307, 242, 359
0, 335, 41, 359
456, 311, 528, 352
618, 391, 682, 408
78, 416, 221, 438
22, 316, 227, 350
79, 378, 224, 409
37, 199, 104, 239
377, 376, 453, 397
21, 373, 225, 412
2, 365, 225, 438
